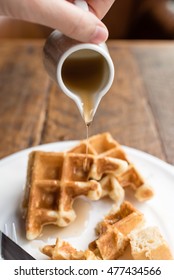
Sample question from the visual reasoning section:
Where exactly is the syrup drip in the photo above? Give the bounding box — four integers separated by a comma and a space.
83, 122, 91, 172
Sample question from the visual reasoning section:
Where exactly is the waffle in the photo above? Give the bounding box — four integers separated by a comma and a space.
42, 238, 100, 260
96, 201, 145, 236
129, 227, 173, 260
69, 132, 154, 201
24, 150, 128, 240
88, 201, 144, 259
89, 227, 129, 260
42, 201, 173, 260
41, 201, 144, 260
42, 230, 128, 260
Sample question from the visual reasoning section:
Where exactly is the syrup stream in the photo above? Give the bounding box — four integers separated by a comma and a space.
83, 122, 90, 171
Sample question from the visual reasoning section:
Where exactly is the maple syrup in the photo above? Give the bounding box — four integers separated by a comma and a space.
61, 49, 110, 125
83, 123, 90, 171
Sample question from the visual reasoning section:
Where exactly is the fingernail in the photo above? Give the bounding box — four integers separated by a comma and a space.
90, 26, 108, 44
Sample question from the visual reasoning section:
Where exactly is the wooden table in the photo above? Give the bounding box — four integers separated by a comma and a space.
0, 40, 174, 165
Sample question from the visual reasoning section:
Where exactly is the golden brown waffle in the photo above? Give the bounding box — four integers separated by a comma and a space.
41, 201, 144, 260
69, 132, 154, 201
42, 238, 100, 260
42, 231, 128, 260
88, 201, 144, 259
24, 150, 128, 240
89, 227, 129, 260
41, 201, 172, 260
96, 201, 145, 236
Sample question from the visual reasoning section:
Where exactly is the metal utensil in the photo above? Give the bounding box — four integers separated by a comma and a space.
0, 230, 35, 260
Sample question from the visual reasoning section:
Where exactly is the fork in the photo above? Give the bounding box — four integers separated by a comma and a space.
0, 222, 35, 260
0, 222, 17, 259
4, 222, 18, 244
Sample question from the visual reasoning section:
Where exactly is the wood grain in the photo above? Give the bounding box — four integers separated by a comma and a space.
0, 40, 174, 165
0, 41, 50, 158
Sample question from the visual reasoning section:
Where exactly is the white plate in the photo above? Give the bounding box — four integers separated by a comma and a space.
0, 141, 174, 259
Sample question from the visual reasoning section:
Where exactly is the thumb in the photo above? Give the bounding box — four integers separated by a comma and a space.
1, 0, 108, 43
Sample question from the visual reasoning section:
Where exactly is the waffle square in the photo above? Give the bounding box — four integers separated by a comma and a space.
96, 201, 145, 236
90, 227, 129, 260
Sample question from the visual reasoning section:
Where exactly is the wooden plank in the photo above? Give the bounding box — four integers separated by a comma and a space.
0, 41, 50, 158
132, 44, 174, 164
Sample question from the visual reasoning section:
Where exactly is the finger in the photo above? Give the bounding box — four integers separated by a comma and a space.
1, 0, 109, 43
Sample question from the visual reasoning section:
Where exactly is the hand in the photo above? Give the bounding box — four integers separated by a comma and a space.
0, 0, 115, 43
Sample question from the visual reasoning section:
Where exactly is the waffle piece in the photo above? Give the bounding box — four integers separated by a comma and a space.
24, 150, 128, 240
42, 238, 100, 260
89, 227, 129, 260
88, 201, 144, 259
69, 132, 154, 201
96, 201, 145, 236
129, 226, 173, 260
